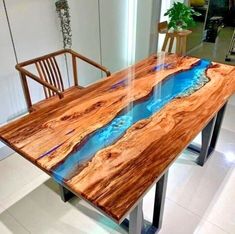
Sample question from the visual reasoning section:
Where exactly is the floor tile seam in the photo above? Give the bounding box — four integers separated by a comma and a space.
166, 197, 230, 234
0, 174, 49, 210
5, 210, 32, 234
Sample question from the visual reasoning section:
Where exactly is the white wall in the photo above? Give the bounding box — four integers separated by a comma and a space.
0, 0, 65, 123
7, 0, 62, 61
99, 0, 155, 69
0, 0, 25, 124
230, 95, 235, 107
135, 0, 153, 62
149, 0, 162, 55
68, 0, 103, 86
99, 0, 129, 73
6, 0, 67, 105
69, 0, 156, 80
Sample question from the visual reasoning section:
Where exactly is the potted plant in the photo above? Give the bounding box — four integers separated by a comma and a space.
55, 0, 72, 49
164, 2, 201, 32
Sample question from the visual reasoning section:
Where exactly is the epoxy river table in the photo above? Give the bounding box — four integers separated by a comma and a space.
0, 54, 234, 233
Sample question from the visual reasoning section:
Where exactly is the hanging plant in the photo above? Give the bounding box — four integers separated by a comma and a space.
164, 2, 201, 31
55, 0, 72, 49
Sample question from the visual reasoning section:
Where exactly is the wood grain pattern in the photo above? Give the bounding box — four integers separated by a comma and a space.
0, 54, 234, 223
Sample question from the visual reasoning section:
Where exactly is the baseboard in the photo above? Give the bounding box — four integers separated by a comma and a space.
0, 145, 14, 161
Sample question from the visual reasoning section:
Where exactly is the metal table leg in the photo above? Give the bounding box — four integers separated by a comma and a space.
152, 171, 168, 230
209, 103, 227, 151
197, 116, 217, 166
122, 171, 168, 234
187, 102, 227, 166
129, 200, 144, 234
59, 184, 75, 202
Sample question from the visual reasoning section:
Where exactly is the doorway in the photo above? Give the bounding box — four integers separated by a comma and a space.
186, 0, 235, 65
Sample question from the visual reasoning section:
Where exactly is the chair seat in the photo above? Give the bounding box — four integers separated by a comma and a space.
31, 86, 84, 112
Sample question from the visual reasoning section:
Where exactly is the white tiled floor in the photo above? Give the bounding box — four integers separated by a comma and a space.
0, 103, 235, 234
0, 155, 49, 211
0, 211, 30, 234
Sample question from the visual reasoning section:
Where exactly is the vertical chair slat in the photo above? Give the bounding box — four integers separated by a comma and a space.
38, 61, 52, 98
49, 57, 63, 92
42, 60, 55, 97
35, 62, 48, 99
15, 49, 111, 113
48, 57, 61, 91
45, 58, 57, 91
52, 56, 64, 91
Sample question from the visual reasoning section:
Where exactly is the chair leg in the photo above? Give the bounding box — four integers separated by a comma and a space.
181, 36, 187, 55
162, 34, 169, 52
176, 36, 181, 55
20, 73, 32, 112
168, 37, 174, 53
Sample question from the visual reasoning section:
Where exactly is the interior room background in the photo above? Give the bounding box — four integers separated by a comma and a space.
0, 0, 234, 157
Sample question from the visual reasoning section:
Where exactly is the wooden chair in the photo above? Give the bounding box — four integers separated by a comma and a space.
15, 49, 111, 112
158, 21, 192, 55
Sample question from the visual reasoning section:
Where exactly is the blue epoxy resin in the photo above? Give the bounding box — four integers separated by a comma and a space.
52, 59, 211, 183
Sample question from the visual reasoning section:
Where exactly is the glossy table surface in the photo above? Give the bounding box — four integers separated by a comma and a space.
0, 54, 234, 223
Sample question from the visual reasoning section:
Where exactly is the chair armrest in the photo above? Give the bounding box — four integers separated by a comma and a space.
15, 65, 64, 99
67, 49, 111, 77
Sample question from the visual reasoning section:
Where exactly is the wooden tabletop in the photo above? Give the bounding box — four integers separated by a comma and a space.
0, 54, 234, 223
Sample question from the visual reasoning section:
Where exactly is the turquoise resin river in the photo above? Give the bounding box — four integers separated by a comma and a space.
52, 59, 211, 183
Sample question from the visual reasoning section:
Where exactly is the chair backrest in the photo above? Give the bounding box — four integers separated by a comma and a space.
15, 49, 111, 112
34, 56, 64, 99
158, 21, 168, 34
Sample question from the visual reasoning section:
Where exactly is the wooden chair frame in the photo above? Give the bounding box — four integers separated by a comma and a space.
15, 49, 111, 112
157, 21, 192, 55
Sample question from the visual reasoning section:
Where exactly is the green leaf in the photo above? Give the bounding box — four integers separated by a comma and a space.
194, 12, 201, 16
163, 1, 200, 30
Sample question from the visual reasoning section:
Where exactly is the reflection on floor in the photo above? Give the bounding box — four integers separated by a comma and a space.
187, 26, 235, 65
186, 22, 204, 52
0, 99, 234, 234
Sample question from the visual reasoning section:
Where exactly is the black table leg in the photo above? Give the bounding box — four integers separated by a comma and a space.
187, 102, 227, 166
121, 171, 168, 233
152, 171, 168, 230
59, 184, 75, 202
129, 200, 144, 234
209, 103, 227, 152
197, 116, 217, 166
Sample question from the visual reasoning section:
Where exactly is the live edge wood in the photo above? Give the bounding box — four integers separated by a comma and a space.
0, 54, 234, 223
